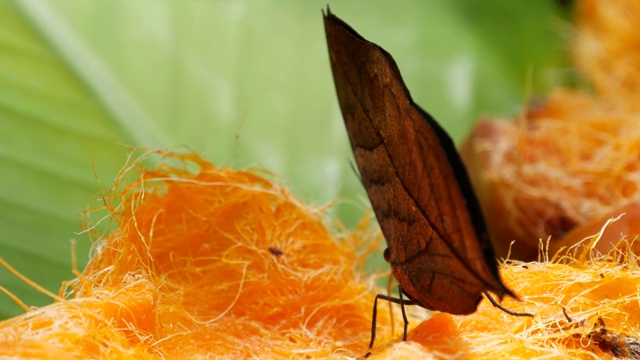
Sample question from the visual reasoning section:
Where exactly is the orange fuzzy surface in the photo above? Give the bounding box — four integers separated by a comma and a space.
460, 88, 640, 261
460, 0, 640, 261
1, 150, 639, 359
0, 151, 384, 359
573, 0, 640, 104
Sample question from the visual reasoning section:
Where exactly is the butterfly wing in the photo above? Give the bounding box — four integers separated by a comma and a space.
323, 9, 514, 314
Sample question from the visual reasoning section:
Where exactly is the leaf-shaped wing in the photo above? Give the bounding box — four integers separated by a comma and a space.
324, 9, 513, 314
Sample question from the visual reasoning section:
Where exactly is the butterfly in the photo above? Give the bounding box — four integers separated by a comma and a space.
322, 7, 532, 349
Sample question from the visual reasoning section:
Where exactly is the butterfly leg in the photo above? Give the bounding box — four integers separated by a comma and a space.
368, 285, 415, 349
484, 291, 533, 317
397, 286, 413, 341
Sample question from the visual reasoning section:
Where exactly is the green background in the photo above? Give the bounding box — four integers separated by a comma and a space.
0, 0, 569, 319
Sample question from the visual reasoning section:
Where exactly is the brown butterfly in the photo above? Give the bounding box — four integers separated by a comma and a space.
322, 7, 532, 349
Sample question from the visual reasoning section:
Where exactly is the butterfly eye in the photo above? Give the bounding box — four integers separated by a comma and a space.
383, 248, 391, 263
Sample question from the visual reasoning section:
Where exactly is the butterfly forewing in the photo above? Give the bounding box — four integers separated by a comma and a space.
323, 9, 513, 314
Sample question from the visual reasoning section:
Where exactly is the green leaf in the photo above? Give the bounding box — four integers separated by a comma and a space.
0, 0, 565, 319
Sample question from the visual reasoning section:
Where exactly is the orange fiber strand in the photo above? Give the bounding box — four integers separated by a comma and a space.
0, 257, 63, 302
0, 285, 29, 312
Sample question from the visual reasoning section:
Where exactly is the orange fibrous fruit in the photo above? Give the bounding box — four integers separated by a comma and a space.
460, 0, 640, 261
0, 150, 391, 358
2, 150, 640, 359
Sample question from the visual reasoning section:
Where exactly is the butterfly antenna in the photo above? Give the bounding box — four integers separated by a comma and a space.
348, 159, 363, 183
